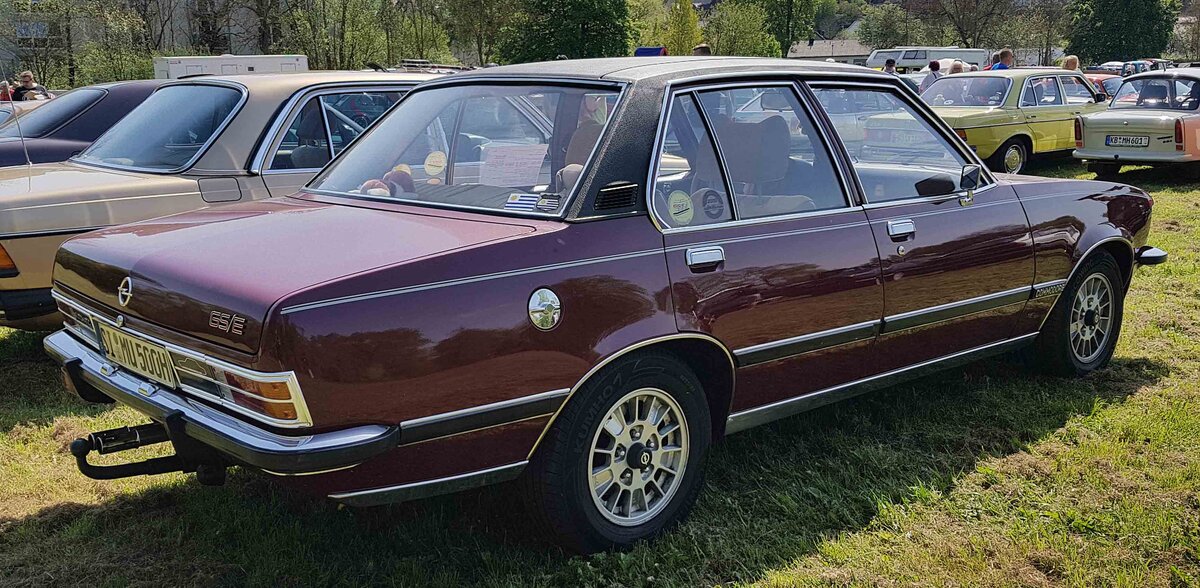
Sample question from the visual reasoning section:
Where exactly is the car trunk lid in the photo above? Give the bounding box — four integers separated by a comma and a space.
1081, 110, 1183, 155
54, 197, 538, 354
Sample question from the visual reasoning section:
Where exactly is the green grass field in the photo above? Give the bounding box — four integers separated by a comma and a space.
3, 160, 1200, 587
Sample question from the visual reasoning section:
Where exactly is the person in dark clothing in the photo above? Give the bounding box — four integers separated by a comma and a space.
12, 71, 50, 101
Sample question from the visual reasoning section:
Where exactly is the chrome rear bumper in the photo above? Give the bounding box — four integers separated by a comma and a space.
44, 330, 399, 475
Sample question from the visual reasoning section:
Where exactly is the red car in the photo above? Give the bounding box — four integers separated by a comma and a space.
1086, 73, 1122, 100
46, 58, 1165, 552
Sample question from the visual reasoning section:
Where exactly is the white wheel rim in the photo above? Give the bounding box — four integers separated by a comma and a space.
1004, 144, 1025, 173
588, 387, 689, 527
1069, 273, 1114, 363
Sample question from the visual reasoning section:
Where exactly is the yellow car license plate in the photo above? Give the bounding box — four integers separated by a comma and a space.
97, 324, 177, 388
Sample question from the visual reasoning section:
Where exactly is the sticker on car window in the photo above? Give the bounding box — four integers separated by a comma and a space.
667, 190, 694, 225
424, 151, 447, 177
700, 189, 724, 219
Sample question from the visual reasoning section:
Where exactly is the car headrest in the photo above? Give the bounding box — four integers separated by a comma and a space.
718, 116, 791, 186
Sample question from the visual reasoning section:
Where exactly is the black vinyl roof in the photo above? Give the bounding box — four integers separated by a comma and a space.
454, 56, 881, 84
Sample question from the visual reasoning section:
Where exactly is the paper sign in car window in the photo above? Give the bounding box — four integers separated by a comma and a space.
480, 144, 549, 187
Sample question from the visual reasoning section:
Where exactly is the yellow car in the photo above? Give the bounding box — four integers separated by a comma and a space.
920, 69, 1108, 173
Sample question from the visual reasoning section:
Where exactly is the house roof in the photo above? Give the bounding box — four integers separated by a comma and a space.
787, 39, 873, 59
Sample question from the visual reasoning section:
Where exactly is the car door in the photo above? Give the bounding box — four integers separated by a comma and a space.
653, 83, 884, 415
810, 83, 1034, 373
1060, 74, 1108, 126
1019, 75, 1074, 152
258, 87, 408, 197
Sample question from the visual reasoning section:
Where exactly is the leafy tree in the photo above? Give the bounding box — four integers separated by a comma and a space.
813, 0, 864, 40
627, 0, 667, 49
856, 2, 909, 49
705, 2, 780, 56
911, 0, 1013, 48
446, 0, 517, 65
751, 0, 816, 58
663, 0, 702, 56
1066, 0, 1180, 63
497, 0, 630, 62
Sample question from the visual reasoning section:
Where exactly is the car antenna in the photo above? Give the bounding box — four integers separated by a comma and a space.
2, 72, 33, 168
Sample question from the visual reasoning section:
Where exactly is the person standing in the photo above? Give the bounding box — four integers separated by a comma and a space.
991, 49, 1014, 70
1063, 55, 1081, 72
884, 58, 898, 75
12, 71, 49, 101
919, 60, 942, 93
984, 51, 1002, 70
949, 60, 965, 75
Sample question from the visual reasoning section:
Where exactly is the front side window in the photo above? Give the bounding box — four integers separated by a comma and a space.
922, 76, 1009, 107
0, 88, 104, 138
75, 84, 241, 171
812, 87, 972, 203
1111, 77, 1200, 110
1020, 77, 1063, 107
1060, 76, 1095, 104
309, 84, 618, 215
700, 86, 845, 218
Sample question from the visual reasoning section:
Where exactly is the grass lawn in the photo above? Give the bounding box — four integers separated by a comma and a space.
3, 160, 1200, 587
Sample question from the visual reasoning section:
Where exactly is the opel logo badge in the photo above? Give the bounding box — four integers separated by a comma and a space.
639, 452, 651, 466
117, 277, 133, 307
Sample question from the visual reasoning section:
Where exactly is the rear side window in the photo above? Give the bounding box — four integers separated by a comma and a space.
1021, 77, 1063, 107
1060, 76, 1094, 104
812, 86, 971, 203
270, 90, 404, 171
652, 94, 733, 228
698, 86, 845, 218
0, 88, 104, 138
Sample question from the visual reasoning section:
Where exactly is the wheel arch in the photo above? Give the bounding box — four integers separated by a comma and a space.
1072, 235, 1135, 291
526, 333, 737, 460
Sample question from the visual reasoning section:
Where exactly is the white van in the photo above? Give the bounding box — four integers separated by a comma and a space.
153, 55, 309, 79
866, 47, 990, 72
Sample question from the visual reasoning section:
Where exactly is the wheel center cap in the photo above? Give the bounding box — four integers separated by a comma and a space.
1084, 309, 1097, 327
627, 442, 652, 468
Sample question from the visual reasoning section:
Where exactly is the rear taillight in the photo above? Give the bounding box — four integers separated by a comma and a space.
1074, 117, 1083, 148
955, 128, 968, 142
1176, 119, 1185, 151
0, 243, 16, 276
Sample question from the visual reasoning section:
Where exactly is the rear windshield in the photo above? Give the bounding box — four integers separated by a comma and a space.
0, 88, 104, 138
74, 84, 241, 171
1111, 78, 1200, 110
309, 84, 620, 216
921, 77, 1009, 107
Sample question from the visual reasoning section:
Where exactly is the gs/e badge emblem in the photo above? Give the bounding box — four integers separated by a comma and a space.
528, 288, 562, 331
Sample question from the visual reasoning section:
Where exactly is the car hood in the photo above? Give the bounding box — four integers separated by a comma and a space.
53, 197, 539, 354
0, 161, 199, 236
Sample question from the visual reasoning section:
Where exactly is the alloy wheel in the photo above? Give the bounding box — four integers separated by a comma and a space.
1069, 273, 1114, 363
588, 387, 689, 526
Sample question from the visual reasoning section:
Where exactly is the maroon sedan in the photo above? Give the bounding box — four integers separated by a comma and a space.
45, 57, 1165, 552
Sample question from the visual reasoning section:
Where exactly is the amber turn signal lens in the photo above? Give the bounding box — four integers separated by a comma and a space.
224, 372, 292, 400
955, 129, 968, 141
230, 391, 299, 421
0, 243, 17, 274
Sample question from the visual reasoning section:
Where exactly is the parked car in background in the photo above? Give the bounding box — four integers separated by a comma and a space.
1075, 68, 1200, 177
0, 99, 45, 127
0, 71, 436, 329
1086, 73, 1122, 99
0, 80, 164, 168
47, 57, 1164, 554
920, 68, 1107, 173
1122, 61, 1152, 76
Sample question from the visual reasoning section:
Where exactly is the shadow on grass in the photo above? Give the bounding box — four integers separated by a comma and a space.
0, 330, 112, 432
0, 354, 1168, 587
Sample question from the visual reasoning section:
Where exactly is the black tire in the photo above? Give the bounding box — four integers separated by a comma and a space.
521, 351, 711, 553
1088, 162, 1121, 179
1034, 251, 1124, 377
987, 138, 1029, 174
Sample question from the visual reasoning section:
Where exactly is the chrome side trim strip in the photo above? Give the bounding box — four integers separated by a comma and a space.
664, 219, 869, 252
280, 248, 663, 314
399, 388, 569, 445
734, 320, 880, 366
329, 461, 528, 506
881, 286, 1031, 334
526, 332, 737, 459
725, 332, 1039, 434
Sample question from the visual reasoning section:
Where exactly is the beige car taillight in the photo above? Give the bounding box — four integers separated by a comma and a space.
1074, 117, 1083, 148
1176, 119, 1185, 151
0, 243, 17, 276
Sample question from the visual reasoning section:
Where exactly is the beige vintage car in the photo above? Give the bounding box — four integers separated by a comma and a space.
0, 70, 437, 329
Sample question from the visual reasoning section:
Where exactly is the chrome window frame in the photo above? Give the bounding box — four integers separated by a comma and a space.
1018, 74, 1067, 108
806, 79, 997, 209
52, 290, 313, 429
646, 78, 858, 234
251, 82, 417, 175
301, 76, 628, 221
70, 80, 249, 175
919, 75, 1012, 108
0, 86, 108, 139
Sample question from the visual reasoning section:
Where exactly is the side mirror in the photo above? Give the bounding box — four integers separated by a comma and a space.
1096, 92, 1109, 102
961, 164, 982, 190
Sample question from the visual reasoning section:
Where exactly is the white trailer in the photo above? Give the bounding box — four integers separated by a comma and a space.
866, 47, 990, 72
153, 55, 309, 79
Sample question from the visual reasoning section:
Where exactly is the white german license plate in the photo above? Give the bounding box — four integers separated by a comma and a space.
1106, 135, 1149, 147
97, 324, 177, 388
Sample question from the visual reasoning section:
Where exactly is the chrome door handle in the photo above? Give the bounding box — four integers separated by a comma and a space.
886, 219, 915, 240
685, 246, 725, 271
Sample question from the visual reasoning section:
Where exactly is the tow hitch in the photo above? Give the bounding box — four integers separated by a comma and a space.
69, 410, 229, 485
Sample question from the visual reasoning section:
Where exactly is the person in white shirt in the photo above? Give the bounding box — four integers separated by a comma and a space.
919, 60, 943, 93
